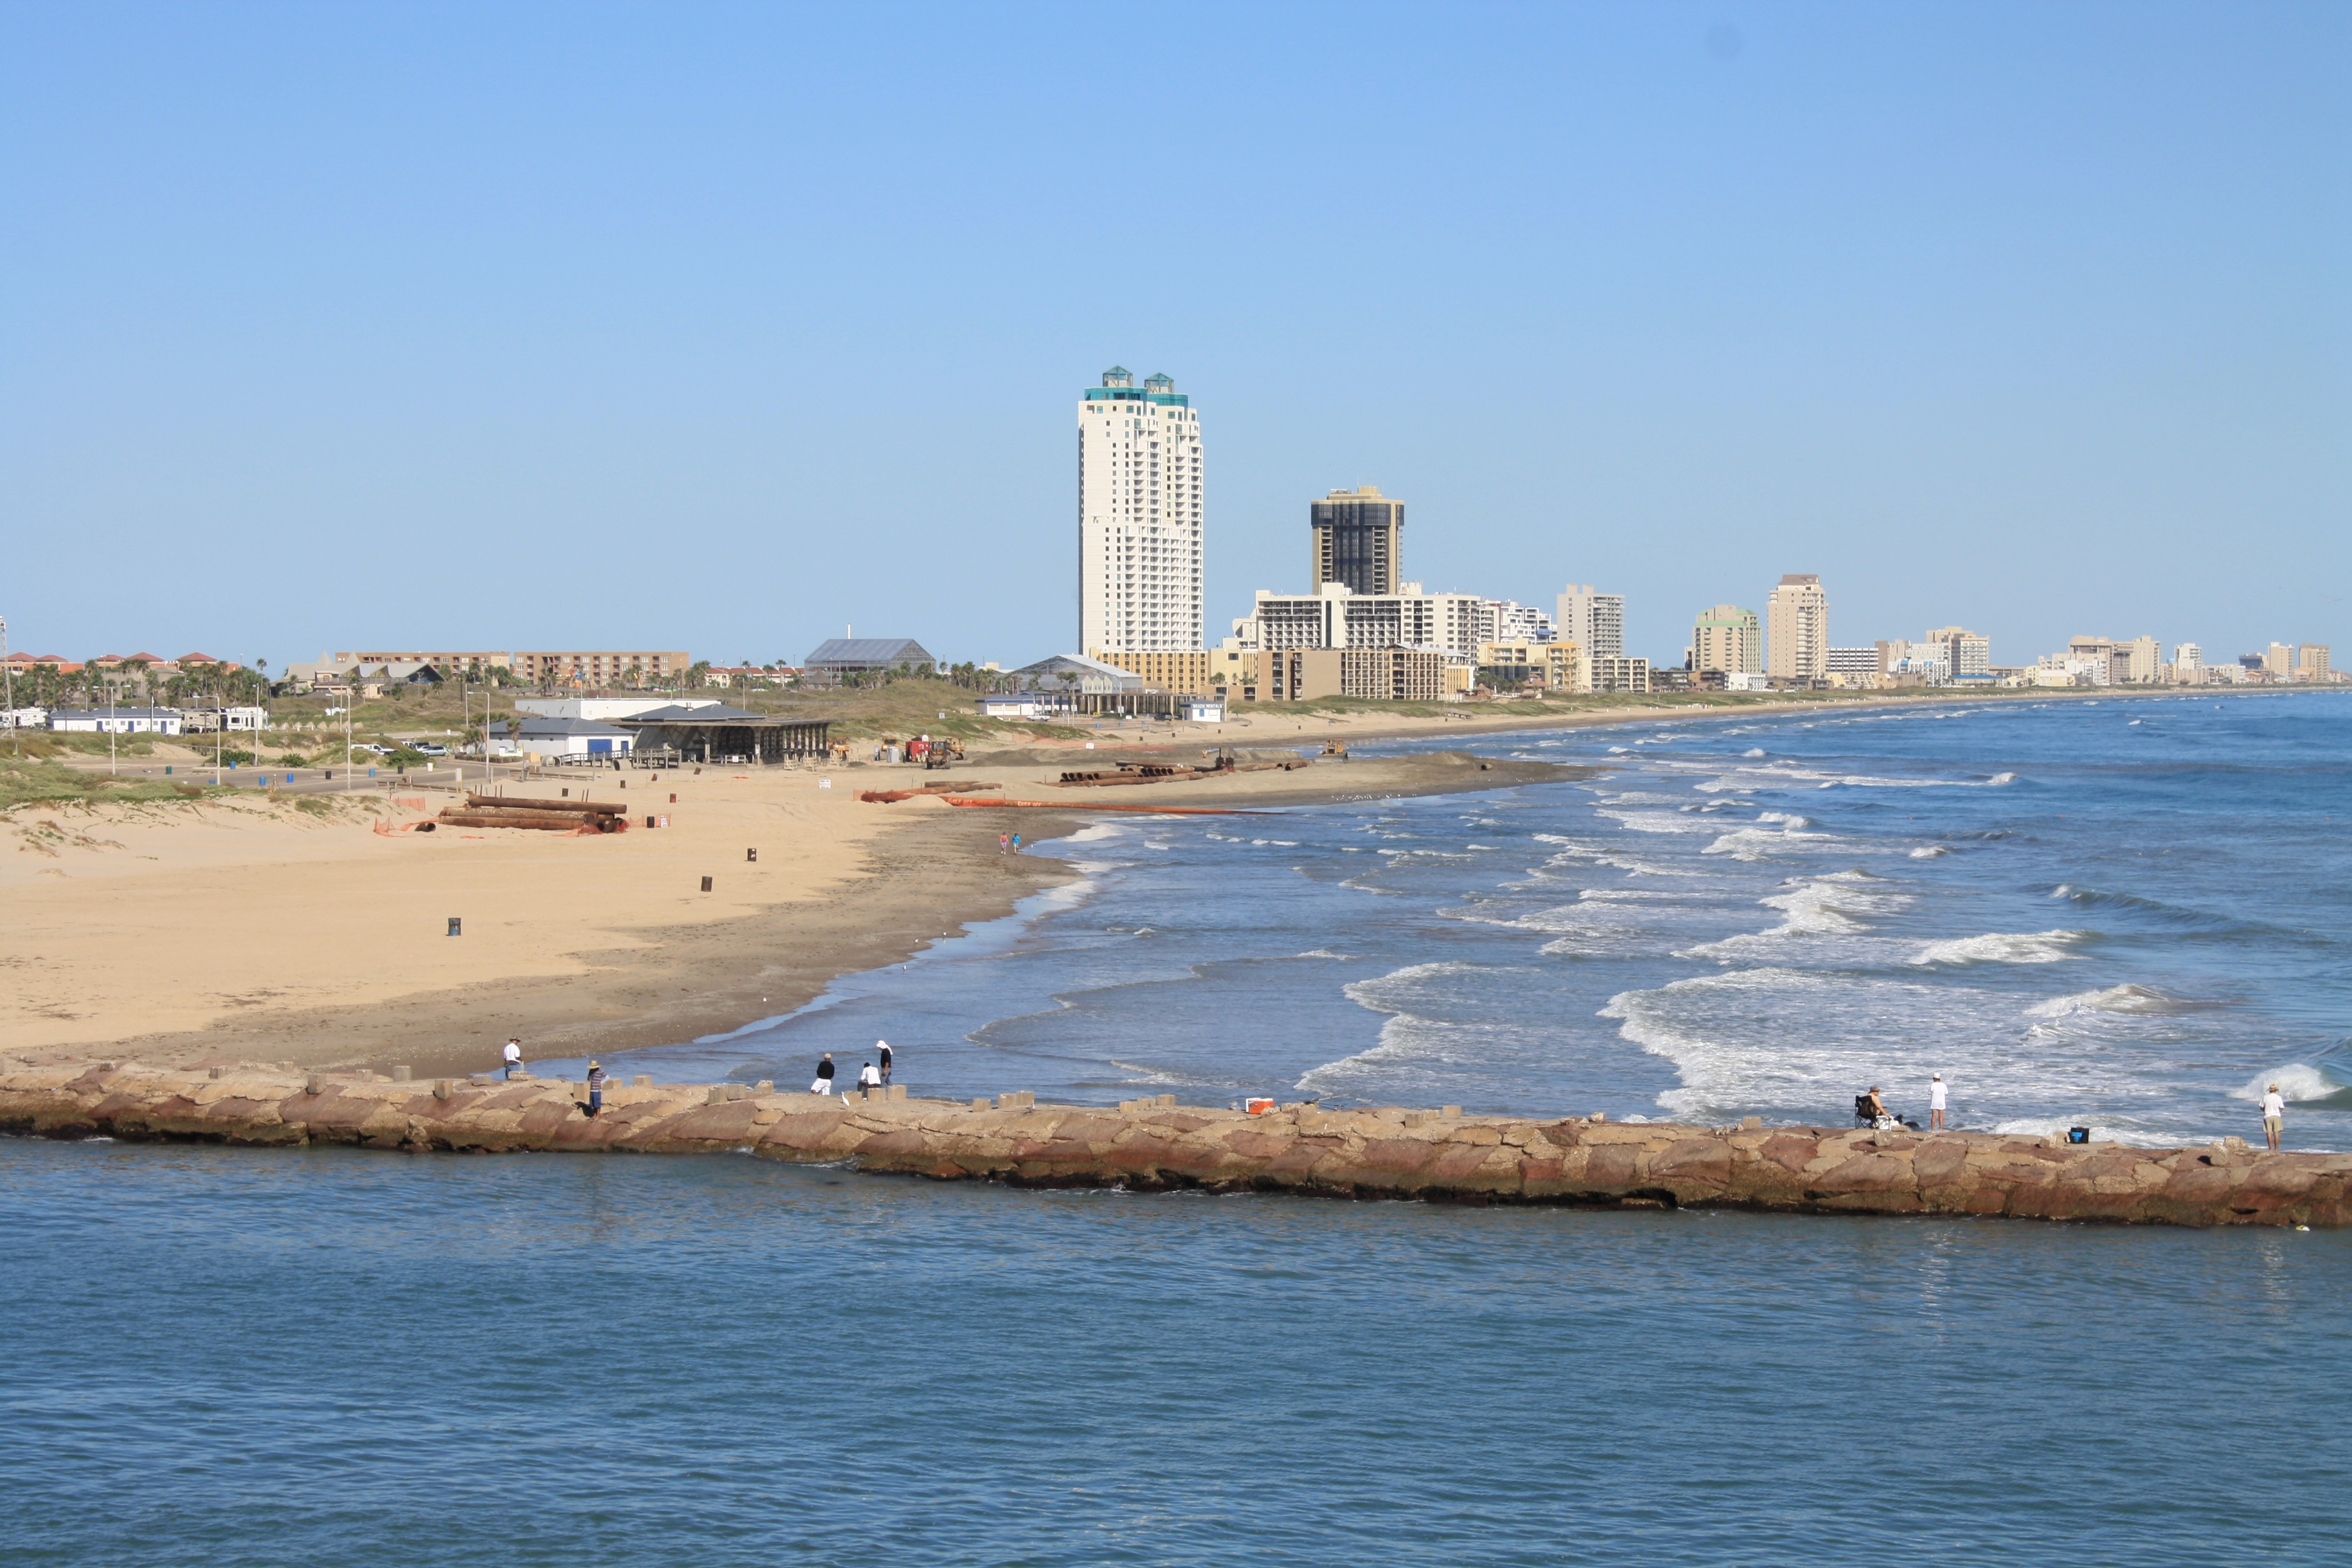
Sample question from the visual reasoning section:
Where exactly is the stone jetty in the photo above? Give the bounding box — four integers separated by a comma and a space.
3, 1060, 2344, 1229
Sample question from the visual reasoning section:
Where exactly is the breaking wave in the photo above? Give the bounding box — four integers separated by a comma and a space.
1910, 930, 2091, 965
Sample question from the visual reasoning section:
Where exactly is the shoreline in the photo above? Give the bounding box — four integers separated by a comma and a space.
5, 1063, 2342, 1230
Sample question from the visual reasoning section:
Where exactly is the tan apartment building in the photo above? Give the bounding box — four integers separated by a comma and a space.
1590, 656, 1652, 694
333, 650, 513, 674
1261, 647, 1449, 703
1088, 647, 1261, 697
514, 650, 691, 687
1690, 605, 1762, 674
1766, 575, 1828, 680
2299, 644, 2333, 681
1476, 639, 1583, 693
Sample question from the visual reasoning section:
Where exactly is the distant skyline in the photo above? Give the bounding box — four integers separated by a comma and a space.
3, 2, 2345, 671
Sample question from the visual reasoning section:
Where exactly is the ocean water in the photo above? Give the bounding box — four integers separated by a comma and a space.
13, 693, 2352, 1565
597, 690, 2352, 1149
6, 1137, 2349, 1566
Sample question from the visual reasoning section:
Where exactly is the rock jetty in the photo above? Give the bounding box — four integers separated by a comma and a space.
3, 1060, 2343, 1229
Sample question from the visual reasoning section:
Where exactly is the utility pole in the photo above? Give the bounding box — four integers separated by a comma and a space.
1, 614, 14, 757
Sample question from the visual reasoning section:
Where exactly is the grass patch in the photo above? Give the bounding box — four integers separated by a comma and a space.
0, 758, 230, 810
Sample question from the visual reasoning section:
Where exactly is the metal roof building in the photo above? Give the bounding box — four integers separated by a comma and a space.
802, 638, 938, 675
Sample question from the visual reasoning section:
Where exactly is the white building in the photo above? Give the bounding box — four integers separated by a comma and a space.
181, 706, 272, 732
514, 697, 724, 722
2, 706, 49, 729
49, 707, 183, 734
1766, 575, 1828, 681
1079, 367, 1204, 653
2171, 642, 2204, 683
1556, 585, 1625, 662
1922, 626, 1991, 679
1233, 583, 1488, 662
1480, 599, 1557, 646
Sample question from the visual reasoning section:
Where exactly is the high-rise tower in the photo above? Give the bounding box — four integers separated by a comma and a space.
1766, 574, 1829, 679
1079, 367, 1204, 653
1556, 584, 1625, 661
1309, 485, 1403, 595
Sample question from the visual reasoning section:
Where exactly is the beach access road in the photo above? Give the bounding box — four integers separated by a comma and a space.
5, 1063, 2345, 1231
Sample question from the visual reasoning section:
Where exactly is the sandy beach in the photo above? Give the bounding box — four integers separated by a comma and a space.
1, 746, 1586, 1077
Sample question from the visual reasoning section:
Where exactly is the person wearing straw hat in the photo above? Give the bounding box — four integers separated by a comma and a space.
2261, 1082, 2285, 1151
585, 1059, 607, 1119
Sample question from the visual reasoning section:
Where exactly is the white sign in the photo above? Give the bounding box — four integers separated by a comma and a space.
818, 778, 832, 789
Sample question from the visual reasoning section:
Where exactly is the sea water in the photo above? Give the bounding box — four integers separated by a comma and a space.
6, 1138, 2348, 1566
11, 693, 2352, 1564
612, 691, 2352, 1147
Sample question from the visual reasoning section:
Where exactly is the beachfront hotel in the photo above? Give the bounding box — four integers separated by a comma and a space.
1079, 367, 1204, 653
1556, 585, 1625, 662
1766, 573, 1829, 680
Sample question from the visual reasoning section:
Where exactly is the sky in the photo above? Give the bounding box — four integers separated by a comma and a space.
2, 1, 2345, 672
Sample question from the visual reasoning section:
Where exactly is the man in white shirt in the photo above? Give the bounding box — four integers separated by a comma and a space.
1928, 1074, 1949, 1131
502, 1039, 524, 1081
2261, 1083, 2285, 1151
857, 1060, 883, 1096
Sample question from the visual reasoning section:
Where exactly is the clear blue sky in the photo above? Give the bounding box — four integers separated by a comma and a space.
4, 2, 2345, 671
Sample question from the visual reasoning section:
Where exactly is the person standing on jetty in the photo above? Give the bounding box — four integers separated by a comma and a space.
584, 1060, 607, 1118
1929, 1074, 1948, 1131
811, 1054, 836, 1095
877, 1041, 893, 1084
2262, 1082, 2286, 1151
502, 1039, 524, 1080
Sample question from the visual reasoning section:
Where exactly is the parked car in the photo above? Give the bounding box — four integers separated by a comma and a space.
410, 742, 447, 756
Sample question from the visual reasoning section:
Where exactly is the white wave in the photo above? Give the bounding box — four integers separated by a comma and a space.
1743, 748, 1767, 757
1908, 845, 1950, 858
1910, 930, 2089, 965
1988, 772, 2016, 785
1294, 949, 1356, 961
2027, 984, 2190, 1018
2232, 1064, 2346, 1105
1062, 823, 1124, 842
1593, 808, 1716, 835
1702, 812, 1835, 861
1987, 1119, 2177, 1148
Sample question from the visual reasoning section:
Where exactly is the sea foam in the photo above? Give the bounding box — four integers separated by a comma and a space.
1910, 930, 2089, 965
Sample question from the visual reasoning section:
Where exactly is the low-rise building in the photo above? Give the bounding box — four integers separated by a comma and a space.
1235, 583, 1488, 663
180, 707, 272, 732
1005, 653, 1143, 696
800, 639, 936, 679
491, 716, 636, 758
515, 650, 691, 687
49, 707, 183, 734
333, 650, 512, 675
514, 697, 724, 722
1589, 657, 1651, 694
1475, 640, 1583, 693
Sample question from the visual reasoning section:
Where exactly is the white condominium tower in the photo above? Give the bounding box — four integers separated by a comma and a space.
1079, 367, 1204, 653
1767, 573, 1829, 679
1557, 584, 1625, 661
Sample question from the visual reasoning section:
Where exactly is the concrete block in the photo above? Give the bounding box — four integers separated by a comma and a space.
756, 1080, 774, 1094
1442, 1105, 1462, 1119
1157, 1093, 1177, 1108
391, 1065, 413, 1082
433, 1079, 452, 1101
634, 1074, 652, 1088
971, 1098, 991, 1111
1742, 1116, 1762, 1130
705, 1085, 725, 1106
887, 1084, 907, 1101
305, 1075, 323, 1096
2226, 1136, 2249, 1151
207, 1067, 221, 1080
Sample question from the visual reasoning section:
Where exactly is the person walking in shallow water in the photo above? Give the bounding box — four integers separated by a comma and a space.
2262, 1082, 2286, 1151
811, 1054, 835, 1095
1929, 1074, 1948, 1131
